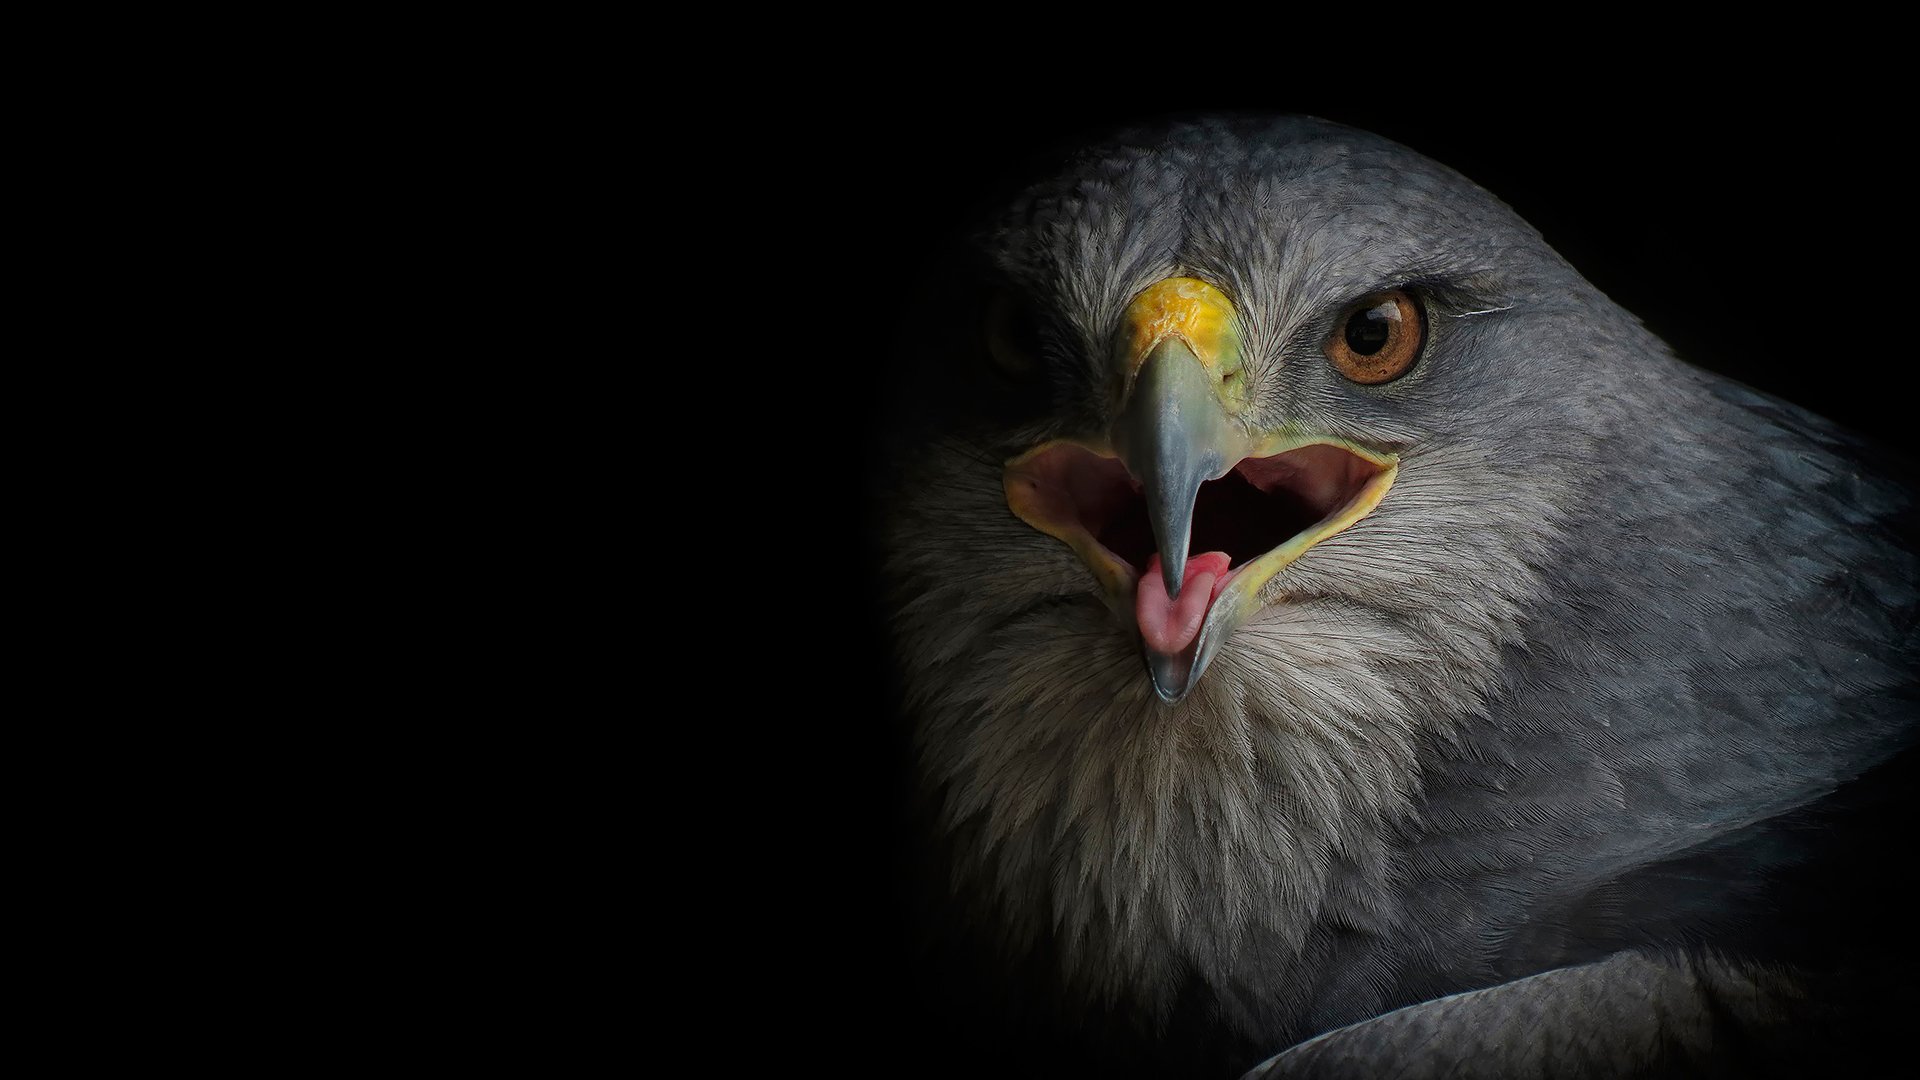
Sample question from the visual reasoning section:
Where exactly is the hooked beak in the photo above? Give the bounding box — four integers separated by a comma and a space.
1004, 278, 1398, 702
1111, 334, 1242, 601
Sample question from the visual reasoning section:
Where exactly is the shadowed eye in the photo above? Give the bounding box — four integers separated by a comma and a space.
1325, 290, 1423, 384
986, 291, 1045, 379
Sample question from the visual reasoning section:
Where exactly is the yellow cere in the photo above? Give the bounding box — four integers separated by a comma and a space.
1118, 277, 1245, 408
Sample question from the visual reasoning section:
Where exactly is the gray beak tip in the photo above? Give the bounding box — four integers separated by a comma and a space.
1162, 550, 1187, 598
1146, 649, 1193, 703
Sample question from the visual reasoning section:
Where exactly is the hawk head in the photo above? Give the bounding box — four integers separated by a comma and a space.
878, 116, 1717, 1018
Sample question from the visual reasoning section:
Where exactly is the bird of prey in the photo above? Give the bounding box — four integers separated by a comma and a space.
878, 116, 1920, 1077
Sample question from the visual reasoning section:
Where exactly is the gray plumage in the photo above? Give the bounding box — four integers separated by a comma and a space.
881, 116, 1919, 1077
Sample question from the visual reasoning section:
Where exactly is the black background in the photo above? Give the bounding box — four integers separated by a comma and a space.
736, 85, 1913, 1072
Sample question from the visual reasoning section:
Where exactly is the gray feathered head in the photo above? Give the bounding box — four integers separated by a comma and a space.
882, 116, 1909, 1028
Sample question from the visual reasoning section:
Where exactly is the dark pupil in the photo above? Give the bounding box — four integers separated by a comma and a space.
1344, 305, 1394, 355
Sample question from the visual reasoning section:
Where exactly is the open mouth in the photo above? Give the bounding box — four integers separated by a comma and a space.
1027, 443, 1384, 578
1008, 440, 1391, 580
1004, 437, 1397, 693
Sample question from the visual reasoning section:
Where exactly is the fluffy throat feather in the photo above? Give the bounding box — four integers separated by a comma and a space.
910, 602, 1436, 1016
888, 438, 1561, 1020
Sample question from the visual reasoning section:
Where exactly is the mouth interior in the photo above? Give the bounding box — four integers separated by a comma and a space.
1021, 443, 1385, 578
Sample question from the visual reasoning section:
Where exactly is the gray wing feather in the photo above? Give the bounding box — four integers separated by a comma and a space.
1243, 951, 1807, 1080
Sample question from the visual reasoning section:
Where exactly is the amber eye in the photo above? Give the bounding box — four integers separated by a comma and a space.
1324, 290, 1424, 384
986, 291, 1045, 379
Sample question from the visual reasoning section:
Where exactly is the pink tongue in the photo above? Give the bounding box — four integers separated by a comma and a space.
1135, 551, 1232, 655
